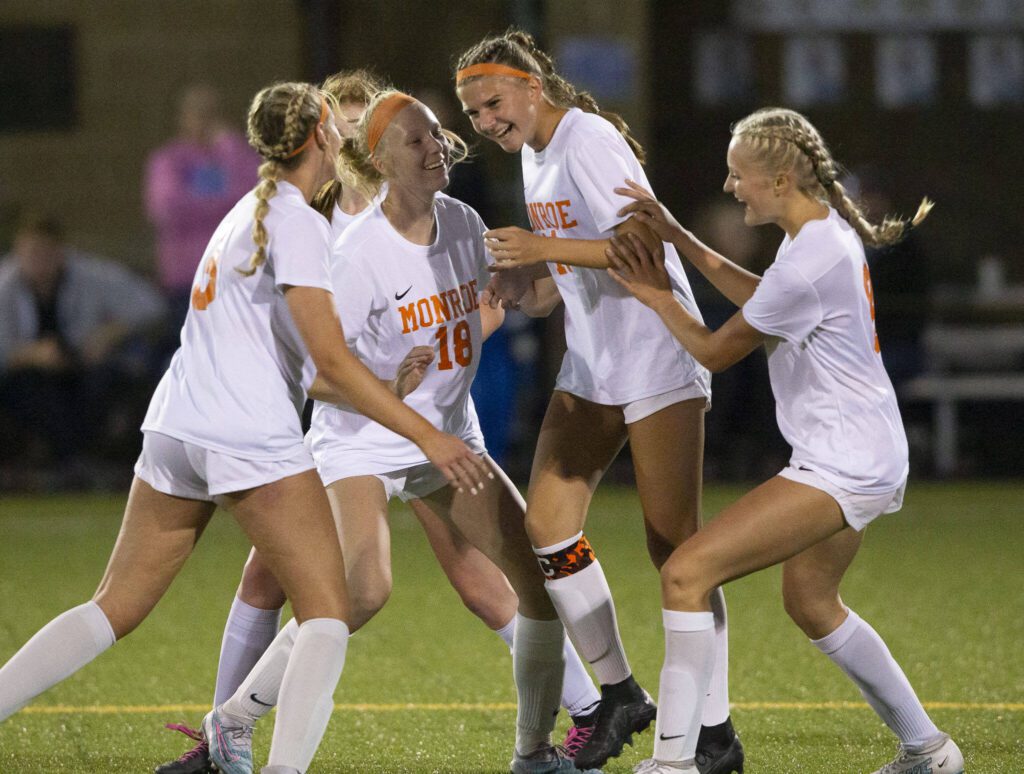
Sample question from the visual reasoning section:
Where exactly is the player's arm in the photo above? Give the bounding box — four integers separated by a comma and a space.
483, 216, 661, 271
285, 285, 489, 491
517, 276, 562, 317
615, 180, 760, 307
480, 300, 505, 342
606, 234, 765, 372
307, 345, 434, 403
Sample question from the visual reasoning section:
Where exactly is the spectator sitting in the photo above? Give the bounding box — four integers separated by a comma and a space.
144, 83, 259, 332
0, 213, 167, 480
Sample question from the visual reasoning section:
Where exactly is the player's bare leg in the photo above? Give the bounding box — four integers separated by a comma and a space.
628, 398, 743, 773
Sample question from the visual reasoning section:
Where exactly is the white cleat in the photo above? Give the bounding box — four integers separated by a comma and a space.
633, 758, 699, 774
872, 734, 964, 774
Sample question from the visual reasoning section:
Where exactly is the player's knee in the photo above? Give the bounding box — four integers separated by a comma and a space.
453, 575, 517, 628
660, 549, 713, 609
347, 574, 392, 625
782, 584, 841, 637
238, 557, 287, 610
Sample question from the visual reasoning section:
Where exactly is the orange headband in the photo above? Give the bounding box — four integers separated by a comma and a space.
367, 93, 417, 154
284, 96, 329, 159
456, 63, 534, 86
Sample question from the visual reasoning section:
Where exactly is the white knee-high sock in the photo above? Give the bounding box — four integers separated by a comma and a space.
493, 615, 600, 719
214, 596, 282, 706
652, 610, 716, 766
495, 617, 516, 649
267, 618, 349, 772
512, 615, 565, 756
0, 601, 116, 722
701, 587, 731, 726
536, 534, 631, 686
220, 618, 298, 724
559, 636, 601, 718
812, 609, 941, 749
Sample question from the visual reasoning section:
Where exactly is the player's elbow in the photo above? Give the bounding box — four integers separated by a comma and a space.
312, 348, 357, 397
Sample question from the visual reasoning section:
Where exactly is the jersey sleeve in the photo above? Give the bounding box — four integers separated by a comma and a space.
742, 260, 823, 345
564, 131, 637, 234
465, 204, 494, 285
269, 212, 333, 291
330, 246, 374, 348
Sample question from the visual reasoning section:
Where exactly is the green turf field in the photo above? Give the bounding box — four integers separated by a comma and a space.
0, 483, 1021, 772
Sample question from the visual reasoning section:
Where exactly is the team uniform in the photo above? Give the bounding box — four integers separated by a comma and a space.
137, 181, 333, 499
521, 107, 710, 416
307, 193, 489, 499
742, 207, 908, 529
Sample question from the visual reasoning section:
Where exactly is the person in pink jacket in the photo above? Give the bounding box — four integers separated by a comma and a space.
144, 83, 259, 328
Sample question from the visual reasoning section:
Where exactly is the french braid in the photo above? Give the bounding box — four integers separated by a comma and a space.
455, 28, 647, 164
733, 108, 932, 247
242, 82, 326, 276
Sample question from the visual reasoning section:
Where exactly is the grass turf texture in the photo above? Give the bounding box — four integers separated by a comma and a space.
0, 483, 1021, 772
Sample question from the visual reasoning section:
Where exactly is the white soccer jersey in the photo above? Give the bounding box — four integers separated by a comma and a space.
742, 208, 909, 494
521, 108, 710, 405
328, 185, 384, 243
329, 202, 363, 241
143, 182, 333, 460
306, 194, 488, 476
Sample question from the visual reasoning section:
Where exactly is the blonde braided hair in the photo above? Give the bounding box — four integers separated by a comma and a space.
242, 82, 328, 276
732, 108, 932, 247
455, 28, 647, 164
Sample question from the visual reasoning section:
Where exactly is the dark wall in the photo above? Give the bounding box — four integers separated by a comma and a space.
649, 0, 1021, 285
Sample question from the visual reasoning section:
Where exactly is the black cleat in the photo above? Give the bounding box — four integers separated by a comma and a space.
154, 722, 213, 774
695, 718, 745, 774
572, 676, 657, 770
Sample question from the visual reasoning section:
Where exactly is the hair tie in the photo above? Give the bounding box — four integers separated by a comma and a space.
456, 63, 534, 86
284, 96, 329, 159
367, 93, 416, 154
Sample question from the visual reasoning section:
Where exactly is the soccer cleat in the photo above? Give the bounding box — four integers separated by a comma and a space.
871, 734, 964, 774
572, 676, 657, 770
633, 759, 699, 774
202, 707, 254, 774
695, 718, 745, 774
154, 723, 212, 774
563, 707, 599, 760
510, 745, 604, 773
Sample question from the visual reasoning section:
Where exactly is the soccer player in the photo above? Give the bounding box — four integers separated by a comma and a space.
454, 29, 742, 773
185, 90, 601, 774
157, 70, 598, 774
605, 108, 964, 774
0, 81, 488, 774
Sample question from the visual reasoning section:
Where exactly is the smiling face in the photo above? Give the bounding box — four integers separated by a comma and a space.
724, 137, 783, 227
375, 102, 450, 195
457, 75, 541, 153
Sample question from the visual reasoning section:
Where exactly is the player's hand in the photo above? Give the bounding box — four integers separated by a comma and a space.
420, 430, 493, 495
482, 267, 535, 310
392, 345, 434, 399
614, 179, 688, 245
606, 232, 674, 309
484, 226, 547, 269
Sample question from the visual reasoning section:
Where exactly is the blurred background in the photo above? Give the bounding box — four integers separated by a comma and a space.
1, 0, 1022, 492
